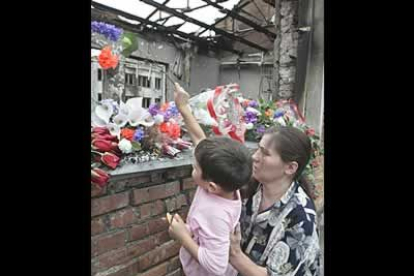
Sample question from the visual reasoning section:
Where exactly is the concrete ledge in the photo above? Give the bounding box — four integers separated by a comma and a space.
110, 141, 258, 176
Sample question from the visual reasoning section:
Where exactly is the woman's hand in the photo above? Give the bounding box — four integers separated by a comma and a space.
229, 223, 268, 276
168, 213, 192, 243
230, 223, 242, 257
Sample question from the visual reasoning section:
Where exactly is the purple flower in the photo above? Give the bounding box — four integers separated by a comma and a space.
274, 109, 285, 118
249, 100, 259, 108
148, 103, 160, 116
244, 111, 258, 124
91, 21, 123, 42
133, 127, 145, 142
256, 125, 265, 134
167, 102, 180, 117
163, 110, 172, 122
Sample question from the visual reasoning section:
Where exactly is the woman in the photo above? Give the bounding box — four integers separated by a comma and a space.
230, 126, 321, 276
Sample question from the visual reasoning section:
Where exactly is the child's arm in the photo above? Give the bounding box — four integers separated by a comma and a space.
174, 82, 206, 146
169, 213, 231, 275
168, 214, 199, 260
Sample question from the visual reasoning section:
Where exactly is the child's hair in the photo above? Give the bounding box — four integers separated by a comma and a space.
194, 137, 253, 192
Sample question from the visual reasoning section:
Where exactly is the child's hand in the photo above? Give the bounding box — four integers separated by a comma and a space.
168, 213, 192, 242
174, 82, 190, 108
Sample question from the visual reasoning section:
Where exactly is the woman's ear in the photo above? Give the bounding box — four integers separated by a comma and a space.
285, 161, 299, 177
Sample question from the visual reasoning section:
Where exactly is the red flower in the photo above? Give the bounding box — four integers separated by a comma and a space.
121, 128, 135, 141
170, 122, 181, 139
92, 127, 110, 135
306, 128, 315, 136
92, 139, 118, 152
92, 133, 118, 141
159, 122, 170, 134
98, 46, 119, 69
159, 122, 181, 139
91, 168, 110, 187
101, 152, 120, 169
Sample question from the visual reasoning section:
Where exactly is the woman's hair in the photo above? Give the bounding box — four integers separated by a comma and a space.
241, 126, 312, 199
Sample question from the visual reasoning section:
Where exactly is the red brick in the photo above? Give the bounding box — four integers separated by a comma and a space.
140, 262, 168, 276
153, 230, 171, 246
92, 192, 129, 217
91, 217, 106, 236
148, 217, 169, 235
120, 175, 151, 187
148, 181, 180, 201
91, 184, 107, 197
109, 208, 137, 229
137, 253, 151, 272
126, 238, 155, 260
165, 197, 177, 212
140, 203, 152, 219
108, 180, 127, 193
128, 223, 149, 242
92, 231, 126, 256
107, 260, 139, 276
138, 241, 181, 271
150, 172, 164, 183
153, 200, 165, 216
92, 247, 127, 274
168, 256, 181, 272
182, 178, 196, 190
176, 194, 188, 209
131, 187, 150, 205
129, 175, 151, 186
163, 241, 181, 259
165, 167, 192, 180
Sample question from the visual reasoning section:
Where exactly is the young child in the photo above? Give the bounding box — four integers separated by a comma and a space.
168, 83, 252, 276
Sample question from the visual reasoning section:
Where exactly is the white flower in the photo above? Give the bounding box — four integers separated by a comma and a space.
125, 98, 154, 127
245, 122, 254, 130
95, 101, 114, 124
118, 138, 132, 154
91, 112, 107, 127
107, 123, 120, 139
125, 97, 143, 112
119, 101, 130, 116
275, 116, 286, 126
154, 114, 165, 124
113, 113, 128, 128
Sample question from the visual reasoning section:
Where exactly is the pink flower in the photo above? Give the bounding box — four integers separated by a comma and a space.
91, 168, 110, 187
101, 152, 120, 169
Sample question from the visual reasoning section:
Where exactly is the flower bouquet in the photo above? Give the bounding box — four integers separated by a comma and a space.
188, 83, 246, 143
91, 97, 192, 188
91, 21, 138, 70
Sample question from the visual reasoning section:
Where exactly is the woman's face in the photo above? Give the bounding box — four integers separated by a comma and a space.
252, 134, 288, 184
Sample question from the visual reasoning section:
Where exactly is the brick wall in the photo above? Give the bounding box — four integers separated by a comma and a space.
91, 165, 196, 276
